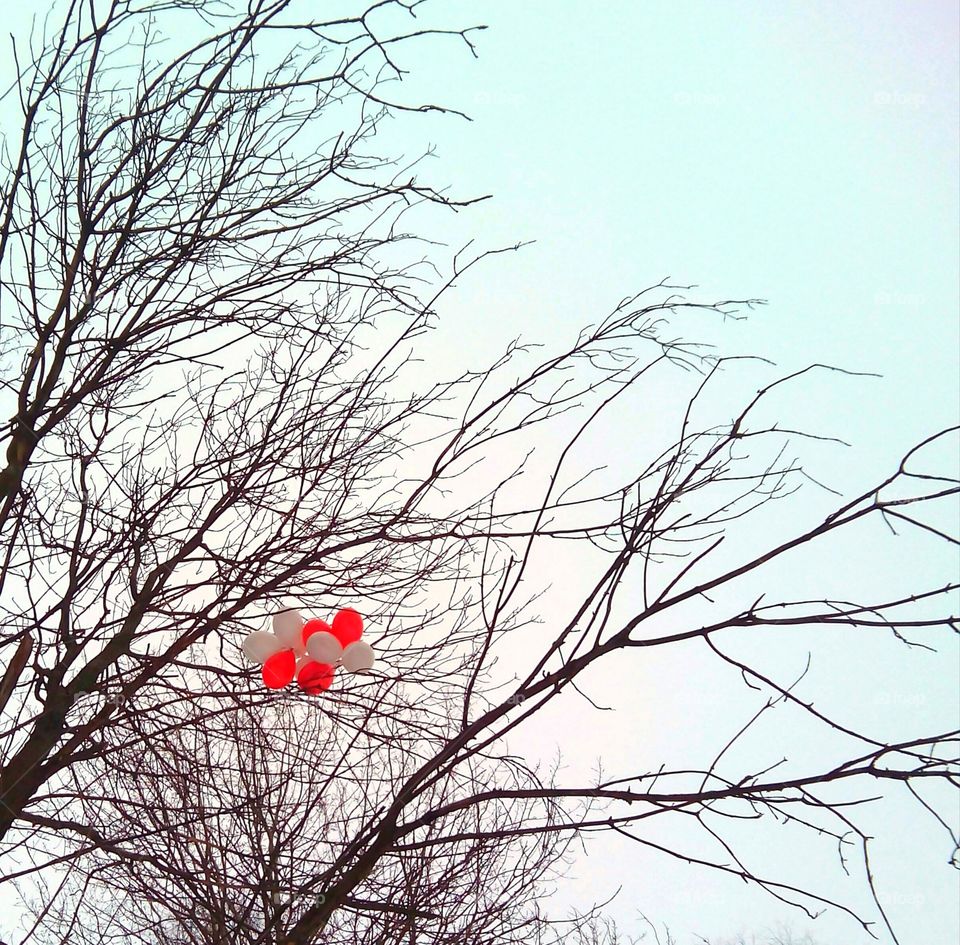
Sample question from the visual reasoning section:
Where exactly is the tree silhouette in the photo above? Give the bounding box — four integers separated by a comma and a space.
1, 2, 957, 944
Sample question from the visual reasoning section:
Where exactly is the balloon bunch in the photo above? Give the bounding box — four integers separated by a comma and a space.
241, 608, 376, 695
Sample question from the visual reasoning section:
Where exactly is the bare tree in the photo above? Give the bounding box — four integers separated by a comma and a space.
696, 928, 819, 945
19, 693, 578, 944
1, 2, 957, 945
1, 0, 487, 839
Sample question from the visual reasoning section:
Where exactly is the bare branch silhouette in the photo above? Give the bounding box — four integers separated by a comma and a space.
1, 3, 956, 944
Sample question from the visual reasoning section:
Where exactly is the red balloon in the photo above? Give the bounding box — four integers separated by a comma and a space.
301, 618, 332, 647
262, 649, 296, 689
297, 661, 335, 695
331, 608, 363, 647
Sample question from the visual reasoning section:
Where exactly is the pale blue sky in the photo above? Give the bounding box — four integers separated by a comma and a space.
390, 2, 959, 942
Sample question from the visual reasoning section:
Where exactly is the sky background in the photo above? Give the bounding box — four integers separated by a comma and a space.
1, 1, 958, 943
381, 2, 960, 942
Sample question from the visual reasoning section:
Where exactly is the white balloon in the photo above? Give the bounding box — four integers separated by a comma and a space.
306, 631, 343, 665
341, 640, 375, 674
273, 610, 305, 652
273, 608, 303, 632
241, 631, 282, 664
